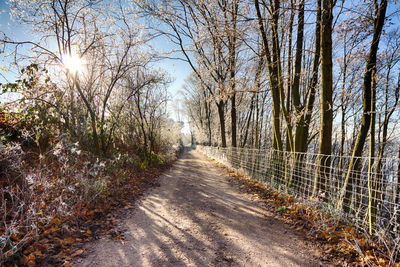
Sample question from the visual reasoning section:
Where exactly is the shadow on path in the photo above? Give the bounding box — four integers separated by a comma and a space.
75, 150, 325, 267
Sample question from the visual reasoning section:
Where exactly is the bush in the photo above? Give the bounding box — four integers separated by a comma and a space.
0, 137, 113, 262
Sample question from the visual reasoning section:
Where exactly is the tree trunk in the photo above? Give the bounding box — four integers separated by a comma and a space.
397, 147, 400, 209
254, 0, 283, 150
289, 0, 305, 190
271, 0, 294, 151
231, 93, 237, 147
255, 93, 260, 149
217, 101, 227, 148
375, 67, 399, 227
285, 0, 295, 152
338, 0, 388, 212
301, 0, 321, 151
337, 31, 348, 193
313, 0, 334, 197
367, 69, 376, 235
75, 78, 100, 154
242, 96, 255, 148
292, 0, 305, 153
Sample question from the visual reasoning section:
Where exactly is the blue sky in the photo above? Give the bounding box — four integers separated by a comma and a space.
0, 0, 22, 82
0, 1, 191, 122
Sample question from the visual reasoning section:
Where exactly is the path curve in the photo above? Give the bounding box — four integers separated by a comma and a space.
75, 149, 326, 267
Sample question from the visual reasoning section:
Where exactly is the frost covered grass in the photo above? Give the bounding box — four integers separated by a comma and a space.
0, 138, 179, 265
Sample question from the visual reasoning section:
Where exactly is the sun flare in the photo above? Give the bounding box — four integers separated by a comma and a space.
62, 54, 85, 74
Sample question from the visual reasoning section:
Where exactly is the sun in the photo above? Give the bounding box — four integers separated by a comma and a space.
62, 54, 85, 74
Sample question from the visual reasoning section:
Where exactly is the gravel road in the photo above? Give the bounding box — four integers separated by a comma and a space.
75, 149, 327, 267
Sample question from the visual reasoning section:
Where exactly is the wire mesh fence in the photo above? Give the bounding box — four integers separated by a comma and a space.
197, 145, 400, 241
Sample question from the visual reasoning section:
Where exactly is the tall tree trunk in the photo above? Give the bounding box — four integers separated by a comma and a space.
313, 0, 334, 197
397, 147, 400, 210
338, 0, 388, 212
301, 0, 321, 150
242, 96, 255, 148
231, 94, 237, 147
217, 100, 227, 148
254, 54, 264, 149
338, 31, 348, 193
289, 0, 305, 190
255, 93, 260, 149
203, 91, 213, 146
375, 69, 399, 226
255, 0, 283, 150
271, 0, 294, 151
292, 0, 305, 153
228, 1, 238, 148
285, 0, 295, 152
207, 104, 212, 146
367, 69, 376, 235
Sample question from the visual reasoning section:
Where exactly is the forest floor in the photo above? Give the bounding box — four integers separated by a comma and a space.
73, 149, 330, 267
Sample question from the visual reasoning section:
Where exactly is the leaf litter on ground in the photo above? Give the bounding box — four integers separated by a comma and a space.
208, 157, 399, 267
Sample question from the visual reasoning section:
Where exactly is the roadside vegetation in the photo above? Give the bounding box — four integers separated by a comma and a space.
0, 1, 184, 265
1, 0, 400, 265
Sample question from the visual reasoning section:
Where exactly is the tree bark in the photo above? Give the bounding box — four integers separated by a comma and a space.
254, 0, 283, 150
313, 0, 334, 197
301, 0, 321, 151
285, 0, 295, 152
217, 100, 227, 148
338, 0, 388, 212
292, 0, 305, 153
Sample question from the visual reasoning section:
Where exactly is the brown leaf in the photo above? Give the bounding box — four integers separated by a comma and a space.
19, 255, 29, 265
51, 217, 62, 226
27, 253, 35, 261
71, 249, 84, 257
63, 261, 74, 267
23, 246, 34, 255
10, 233, 20, 242
33, 250, 43, 256
61, 237, 75, 246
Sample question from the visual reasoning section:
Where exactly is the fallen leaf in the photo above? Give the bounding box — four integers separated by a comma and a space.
61, 237, 75, 246
19, 255, 29, 265
11, 233, 20, 242
33, 250, 43, 256
27, 253, 35, 261
71, 249, 84, 257
51, 218, 62, 226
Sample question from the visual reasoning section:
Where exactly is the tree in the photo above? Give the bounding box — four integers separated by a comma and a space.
313, 0, 335, 196
338, 0, 388, 213
135, 0, 238, 147
2, 0, 168, 155
183, 73, 214, 146
254, 0, 287, 151
290, 0, 322, 190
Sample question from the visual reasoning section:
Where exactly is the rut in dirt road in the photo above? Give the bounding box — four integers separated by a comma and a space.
75, 149, 327, 267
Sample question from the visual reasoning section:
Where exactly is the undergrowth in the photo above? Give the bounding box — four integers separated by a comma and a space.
0, 138, 178, 266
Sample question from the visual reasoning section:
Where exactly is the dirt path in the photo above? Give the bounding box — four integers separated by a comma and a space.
74, 149, 327, 267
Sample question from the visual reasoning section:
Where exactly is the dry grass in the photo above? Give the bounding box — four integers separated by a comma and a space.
0, 138, 175, 266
